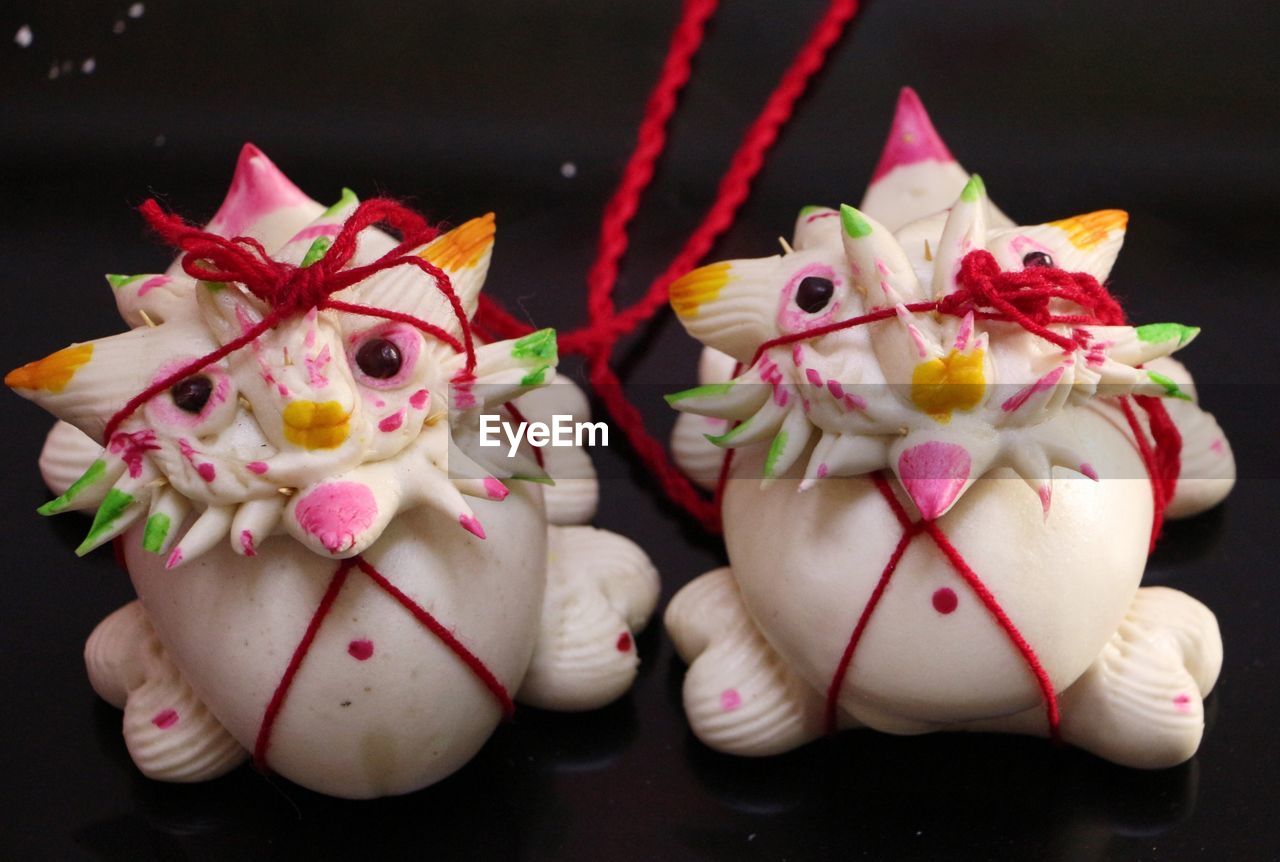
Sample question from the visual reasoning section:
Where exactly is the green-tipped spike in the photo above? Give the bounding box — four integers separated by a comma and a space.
38, 459, 108, 515
798, 205, 826, 217
200, 280, 226, 293
76, 488, 136, 556
322, 187, 359, 218
142, 513, 171, 554
519, 365, 551, 387
511, 328, 558, 363
763, 430, 789, 478
105, 273, 145, 290
839, 204, 872, 239
960, 174, 986, 203
301, 237, 333, 268
664, 382, 735, 405
705, 422, 748, 447
1148, 370, 1192, 401
1136, 322, 1200, 347
510, 473, 556, 486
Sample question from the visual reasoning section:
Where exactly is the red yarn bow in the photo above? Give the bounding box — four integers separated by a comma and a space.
102, 199, 476, 443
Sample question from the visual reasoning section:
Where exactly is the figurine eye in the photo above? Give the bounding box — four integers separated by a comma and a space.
170, 376, 213, 413
356, 338, 403, 379
794, 276, 835, 313
1022, 251, 1054, 269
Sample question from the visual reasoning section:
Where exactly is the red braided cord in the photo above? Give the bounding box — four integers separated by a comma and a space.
253, 555, 514, 772
254, 558, 355, 769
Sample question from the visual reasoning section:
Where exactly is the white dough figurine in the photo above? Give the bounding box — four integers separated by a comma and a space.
8, 145, 658, 798
664, 89, 1234, 769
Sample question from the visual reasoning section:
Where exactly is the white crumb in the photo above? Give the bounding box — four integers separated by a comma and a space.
14, 25, 32, 48
560, 161, 578, 179
128, 2, 146, 18
81, 57, 96, 74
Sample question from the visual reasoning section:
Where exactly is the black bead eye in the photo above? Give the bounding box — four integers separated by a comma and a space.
1022, 251, 1054, 269
794, 276, 835, 314
170, 376, 213, 414
356, 338, 403, 379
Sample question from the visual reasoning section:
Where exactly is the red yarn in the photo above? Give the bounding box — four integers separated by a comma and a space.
475, 0, 865, 533
253, 554, 513, 772
103, 198, 473, 444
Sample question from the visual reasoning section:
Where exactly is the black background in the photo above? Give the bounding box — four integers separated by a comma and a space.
2, 1, 1278, 859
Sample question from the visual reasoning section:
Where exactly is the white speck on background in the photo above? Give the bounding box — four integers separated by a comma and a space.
128, 2, 146, 18
81, 57, 96, 74
113, 20, 126, 34
47, 62, 59, 80
154, 134, 166, 147
14, 25, 32, 48
560, 161, 577, 179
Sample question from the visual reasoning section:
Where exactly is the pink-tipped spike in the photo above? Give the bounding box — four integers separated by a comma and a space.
205, 143, 311, 238
897, 441, 971, 521
869, 88, 955, 184
459, 513, 487, 539
482, 476, 510, 501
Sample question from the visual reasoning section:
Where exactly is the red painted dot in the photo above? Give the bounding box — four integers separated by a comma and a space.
348, 639, 374, 661
932, 587, 958, 615
152, 709, 179, 729
615, 632, 632, 652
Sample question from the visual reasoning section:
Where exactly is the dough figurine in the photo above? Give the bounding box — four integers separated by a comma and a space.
7, 145, 658, 798
664, 89, 1235, 768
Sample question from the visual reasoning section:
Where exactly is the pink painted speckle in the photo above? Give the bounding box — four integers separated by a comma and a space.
616, 632, 632, 653
870, 88, 954, 184
720, 688, 742, 712
483, 477, 510, 501
1210, 439, 1226, 455
1079, 462, 1099, 481
816, 463, 829, 479
378, 409, 406, 432
348, 639, 375, 661
165, 548, 183, 570
458, 514, 486, 540
1037, 483, 1052, 516
1173, 693, 1192, 713
294, 481, 378, 554
240, 530, 256, 557
1002, 366, 1066, 413
898, 441, 971, 521
805, 368, 823, 386
932, 587, 958, 615
137, 275, 171, 296
246, 461, 269, 475
151, 709, 179, 729
197, 463, 216, 482
409, 388, 430, 410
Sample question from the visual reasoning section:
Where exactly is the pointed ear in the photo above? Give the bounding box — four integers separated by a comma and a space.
860, 88, 1013, 231
838, 204, 925, 305
931, 175, 989, 298
791, 206, 841, 251
6, 323, 218, 443
991, 209, 1128, 282
189, 144, 323, 262
339, 213, 496, 341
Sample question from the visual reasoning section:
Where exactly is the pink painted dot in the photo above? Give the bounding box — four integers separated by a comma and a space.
246, 461, 269, 475
932, 587, 958, 614
616, 632, 632, 652
197, 463, 216, 482
409, 388, 430, 410
720, 688, 742, 712
378, 409, 405, 432
1210, 439, 1226, 455
1173, 693, 1192, 713
816, 463, 829, 479
348, 639, 374, 661
805, 368, 823, 386
152, 709, 179, 729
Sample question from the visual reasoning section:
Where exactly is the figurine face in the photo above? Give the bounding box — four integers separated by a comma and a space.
668, 111, 1198, 521
7, 146, 556, 563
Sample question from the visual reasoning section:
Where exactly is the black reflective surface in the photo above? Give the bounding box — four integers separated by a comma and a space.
2, 1, 1278, 858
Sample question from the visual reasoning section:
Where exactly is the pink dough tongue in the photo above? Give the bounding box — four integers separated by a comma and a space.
897, 441, 971, 521
870, 87, 955, 184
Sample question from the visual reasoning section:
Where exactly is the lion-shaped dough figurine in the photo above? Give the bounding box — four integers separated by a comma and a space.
7, 145, 658, 798
663, 89, 1235, 768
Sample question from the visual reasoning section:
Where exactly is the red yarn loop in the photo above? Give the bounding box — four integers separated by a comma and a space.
101, 198, 473, 443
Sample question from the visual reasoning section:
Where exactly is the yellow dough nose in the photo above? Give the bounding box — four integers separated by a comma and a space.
283, 400, 350, 449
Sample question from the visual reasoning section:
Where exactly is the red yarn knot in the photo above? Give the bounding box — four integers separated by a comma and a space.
102, 198, 474, 443
940, 250, 1127, 352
